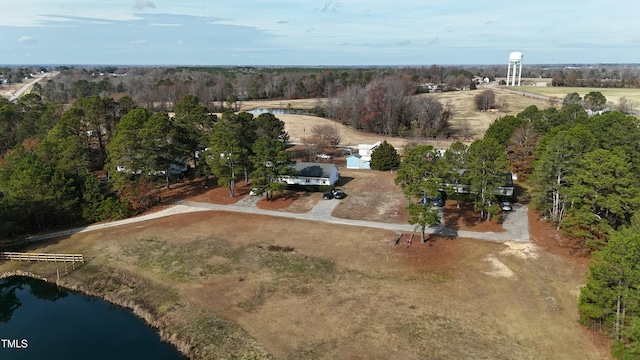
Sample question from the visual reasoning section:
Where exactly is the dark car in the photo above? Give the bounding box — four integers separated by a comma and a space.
333, 190, 347, 199
432, 196, 445, 207
323, 191, 334, 200
421, 196, 444, 207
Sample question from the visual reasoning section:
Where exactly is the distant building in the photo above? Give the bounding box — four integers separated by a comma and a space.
346, 141, 381, 169
443, 170, 515, 197
346, 155, 369, 169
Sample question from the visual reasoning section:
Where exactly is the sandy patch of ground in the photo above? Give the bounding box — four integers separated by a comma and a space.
501, 241, 539, 260
483, 254, 516, 278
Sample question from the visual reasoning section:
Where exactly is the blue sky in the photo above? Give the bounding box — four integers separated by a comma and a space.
1, 0, 638, 66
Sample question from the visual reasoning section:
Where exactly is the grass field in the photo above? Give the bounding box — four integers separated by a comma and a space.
239, 90, 551, 147
0, 173, 611, 360
515, 86, 640, 106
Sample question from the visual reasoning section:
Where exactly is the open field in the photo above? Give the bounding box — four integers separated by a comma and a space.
239, 90, 550, 147
515, 86, 640, 106
426, 90, 550, 137
0, 172, 610, 359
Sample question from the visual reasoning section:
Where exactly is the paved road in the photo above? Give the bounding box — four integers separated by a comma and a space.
26, 196, 530, 244
7, 72, 59, 102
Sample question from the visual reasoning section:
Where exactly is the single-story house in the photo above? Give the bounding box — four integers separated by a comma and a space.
279, 162, 340, 186
442, 170, 515, 197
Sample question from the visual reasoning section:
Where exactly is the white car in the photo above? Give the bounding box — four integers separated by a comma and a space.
501, 201, 513, 211
250, 188, 263, 196
316, 153, 331, 159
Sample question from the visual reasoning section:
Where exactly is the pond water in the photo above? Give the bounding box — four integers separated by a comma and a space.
246, 108, 314, 116
0, 276, 186, 360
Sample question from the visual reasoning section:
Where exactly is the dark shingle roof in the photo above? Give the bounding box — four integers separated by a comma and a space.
292, 162, 337, 178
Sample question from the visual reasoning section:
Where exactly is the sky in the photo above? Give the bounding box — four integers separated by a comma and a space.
0, 0, 639, 66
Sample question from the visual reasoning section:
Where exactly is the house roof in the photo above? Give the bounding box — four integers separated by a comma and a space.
292, 162, 337, 178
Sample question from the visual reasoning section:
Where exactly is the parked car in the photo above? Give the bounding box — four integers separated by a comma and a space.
323, 191, 334, 200
432, 196, 445, 207
333, 190, 347, 199
316, 153, 331, 159
421, 196, 444, 207
501, 201, 513, 211
250, 188, 263, 196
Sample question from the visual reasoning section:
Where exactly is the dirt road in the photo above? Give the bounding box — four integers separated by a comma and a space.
27, 196, 529, 244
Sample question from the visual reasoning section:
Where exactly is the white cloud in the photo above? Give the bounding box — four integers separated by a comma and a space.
319, 1, 341, 12
149, 23, 181, 27
134, 0, 156, 10
1, 0, 639, 65
18, 36, 37, 44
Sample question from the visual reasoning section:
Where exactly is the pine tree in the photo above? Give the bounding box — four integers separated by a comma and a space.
579, 229, 640, 358
370, 140, 400, 171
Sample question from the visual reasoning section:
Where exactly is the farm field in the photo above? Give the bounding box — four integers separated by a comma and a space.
515, 86, 640, 106
239, 90, 550, 147
0, 172, 611, 360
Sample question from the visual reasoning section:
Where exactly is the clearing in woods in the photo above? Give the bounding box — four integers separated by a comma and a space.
1, 169, 611, 359
0, 89, 612, 359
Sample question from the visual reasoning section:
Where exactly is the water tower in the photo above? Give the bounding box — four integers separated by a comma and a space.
506, 51, 523, 86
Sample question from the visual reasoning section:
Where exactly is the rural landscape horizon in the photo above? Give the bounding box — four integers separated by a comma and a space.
3, 2, 640, 359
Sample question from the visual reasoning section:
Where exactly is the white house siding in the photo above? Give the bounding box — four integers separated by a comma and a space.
279, 162, 339, 186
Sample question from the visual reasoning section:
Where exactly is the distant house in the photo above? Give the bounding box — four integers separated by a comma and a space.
346, 154, 370, 169
279, 162, 340, 186
115, 158, 188, 176
443, 170, 515, 197
346, 141, 381, 169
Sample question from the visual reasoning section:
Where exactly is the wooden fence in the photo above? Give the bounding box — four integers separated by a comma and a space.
0, 252, 84, 263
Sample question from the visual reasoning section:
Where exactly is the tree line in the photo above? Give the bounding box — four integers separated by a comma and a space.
0, 94, 292, 238
479, 93, 640, 357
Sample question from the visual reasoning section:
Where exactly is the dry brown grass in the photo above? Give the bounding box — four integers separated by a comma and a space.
516, 86, 640, 106
2, 210, 608, 360
0, 172, 611, 360
235, 91, 550, 149
0, 81, 617, 359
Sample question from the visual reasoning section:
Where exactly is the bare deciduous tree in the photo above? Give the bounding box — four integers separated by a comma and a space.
408, 95, 452, 137
310, 124, 341, 148
300, 135, 321, 161
615, 97, 636, 114
507, 122, 539, 181
474, 89, 495, 111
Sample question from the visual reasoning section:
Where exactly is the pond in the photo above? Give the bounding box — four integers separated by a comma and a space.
246, 108, 314, 116
0, 276, 186, 359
